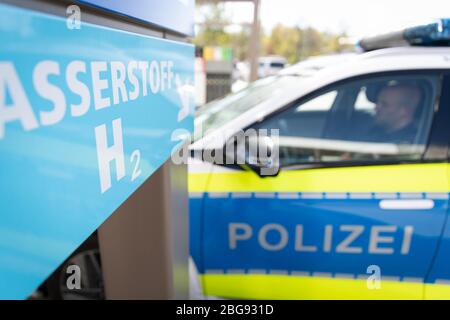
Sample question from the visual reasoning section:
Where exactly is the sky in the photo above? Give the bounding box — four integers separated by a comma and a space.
214, 0, 450, 39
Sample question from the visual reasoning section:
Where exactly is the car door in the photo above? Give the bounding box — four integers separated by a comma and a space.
422, 73, 450, 299
196, 71, 449, 299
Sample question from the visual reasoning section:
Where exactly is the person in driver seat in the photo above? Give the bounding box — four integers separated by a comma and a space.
364, 82, 422, 144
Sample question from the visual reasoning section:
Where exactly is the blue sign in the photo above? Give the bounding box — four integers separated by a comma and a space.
77, 0, 195, 36
0, 3, 194, 299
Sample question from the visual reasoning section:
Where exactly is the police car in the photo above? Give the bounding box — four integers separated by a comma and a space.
189, 19, 450, 299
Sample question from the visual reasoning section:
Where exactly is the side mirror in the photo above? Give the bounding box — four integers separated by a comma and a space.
225, 132, 279, 176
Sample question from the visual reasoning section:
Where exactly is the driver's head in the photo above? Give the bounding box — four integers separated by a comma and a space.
374, 83, 422, 132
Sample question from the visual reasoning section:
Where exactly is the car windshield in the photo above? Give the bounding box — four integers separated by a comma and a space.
195, 75, 301, 136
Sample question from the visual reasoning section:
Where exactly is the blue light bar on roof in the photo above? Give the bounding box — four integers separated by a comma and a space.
405, 18, 450, 45
359, 18, 450, 51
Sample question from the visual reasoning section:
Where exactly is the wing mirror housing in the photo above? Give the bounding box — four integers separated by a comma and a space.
225, 130, 280, 176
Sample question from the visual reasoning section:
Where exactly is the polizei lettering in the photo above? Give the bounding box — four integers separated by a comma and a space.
229, 223, 414, 255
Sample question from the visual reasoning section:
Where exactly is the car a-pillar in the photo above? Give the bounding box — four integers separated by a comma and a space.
0, 0, 193, 299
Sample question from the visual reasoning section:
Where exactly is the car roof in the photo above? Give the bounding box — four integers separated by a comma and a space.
279, 53, 358, 76
358, 46, 450, 59
281, 47, 450, 75
192, 47, 450, 150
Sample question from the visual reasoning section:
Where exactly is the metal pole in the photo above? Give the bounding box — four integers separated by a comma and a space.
249, 0, 260, 82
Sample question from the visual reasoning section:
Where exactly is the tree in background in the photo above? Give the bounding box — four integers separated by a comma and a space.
195, 3, 353, 64
263, 24, 352, 64
263, 24, 302, 63
194, 3, 253, 61
194, 3, 232, 48
229, 30, 252, 61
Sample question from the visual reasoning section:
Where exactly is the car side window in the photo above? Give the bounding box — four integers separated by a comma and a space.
252, 74, 439, 168
256, 90, 338, 139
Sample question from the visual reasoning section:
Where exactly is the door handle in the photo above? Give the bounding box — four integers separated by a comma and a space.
379, 199, 434, 210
